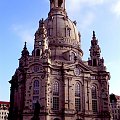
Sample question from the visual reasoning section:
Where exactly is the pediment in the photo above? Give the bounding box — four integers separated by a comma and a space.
63, 60, 92, 74
27, 63, 44, 73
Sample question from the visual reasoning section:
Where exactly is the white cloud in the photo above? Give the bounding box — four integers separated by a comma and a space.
66, 0, 104, 13
66, 0, 106, 31
80, 12, 95, 31
12, 24, 35, 46
80, 0, 104, 5
112, 1, 120, 17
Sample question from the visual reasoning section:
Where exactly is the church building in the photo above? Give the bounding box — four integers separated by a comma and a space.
8, 0, 111, 120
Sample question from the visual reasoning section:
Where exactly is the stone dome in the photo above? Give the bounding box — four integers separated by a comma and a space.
35, 0, 83, 58
44, 14, 81, 48
43, 0, 81, 50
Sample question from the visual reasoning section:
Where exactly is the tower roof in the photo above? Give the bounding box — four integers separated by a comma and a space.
49, 0, 66, 17
90, 31, 101, 58
21, 42, 29, 57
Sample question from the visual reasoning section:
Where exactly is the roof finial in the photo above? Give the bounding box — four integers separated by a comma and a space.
93, 31, 96, 38
22, 41, 29, 57
41, 18, 44, 23
39, 18, 44, 27
24, 41, 27, 49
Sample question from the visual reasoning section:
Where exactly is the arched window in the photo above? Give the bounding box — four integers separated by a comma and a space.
36, 49, 40, 56
33, 80, 40, 109
92, 86, 97, 99
93, 59, 97, 66
75, 82, 81, 111
91, 85, 98, 113
53, 81, 59, 110
68, 28, 71, 36
70, 52, 75, 61
33, 80, 39, 95
48, 28, 52, 36
75, 83, 80, 97
34, 80, 39, 88
53, 82, 59, 96
65, 26, 71, 37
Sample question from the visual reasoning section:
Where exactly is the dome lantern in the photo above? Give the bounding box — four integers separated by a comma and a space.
49, 0, 67, 17
50, 0, 65, 10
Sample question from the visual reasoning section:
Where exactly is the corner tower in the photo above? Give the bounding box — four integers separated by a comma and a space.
89, 31, 101, 66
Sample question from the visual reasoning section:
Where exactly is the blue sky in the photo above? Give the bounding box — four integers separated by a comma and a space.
0, 0, 120, 101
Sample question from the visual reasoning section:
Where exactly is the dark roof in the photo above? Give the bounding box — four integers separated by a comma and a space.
0, 101, 10, 105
